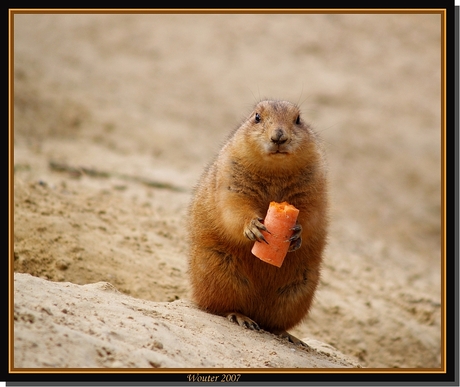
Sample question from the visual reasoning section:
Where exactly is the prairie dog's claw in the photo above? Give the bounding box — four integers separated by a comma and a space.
244, 217, 269, 243
227, 312, 260, 331
288, 237, 302, 252
274, 330, 311, 348
287, 223, 302, 252
288, 224, 302, 241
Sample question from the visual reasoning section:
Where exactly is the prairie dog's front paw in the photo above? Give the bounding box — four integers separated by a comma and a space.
244, 217, 269, 243
288, 223, 302, 252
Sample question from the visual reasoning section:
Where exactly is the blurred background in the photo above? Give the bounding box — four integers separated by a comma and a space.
13, 12, 442, 368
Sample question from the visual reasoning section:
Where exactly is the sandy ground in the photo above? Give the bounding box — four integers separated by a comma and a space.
12, 12, 442, 369
14, 272, 359, 368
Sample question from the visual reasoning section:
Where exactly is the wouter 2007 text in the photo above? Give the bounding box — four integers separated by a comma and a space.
187, 374, 241, 382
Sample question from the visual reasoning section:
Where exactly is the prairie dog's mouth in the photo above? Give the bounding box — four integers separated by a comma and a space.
266, 143, 291, 154
271, 150, 288, 154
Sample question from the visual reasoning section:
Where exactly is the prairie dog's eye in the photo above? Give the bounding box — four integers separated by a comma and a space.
255, 113, 261, 123
295, 115, 301, 125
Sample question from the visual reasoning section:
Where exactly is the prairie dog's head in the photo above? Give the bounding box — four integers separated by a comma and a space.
233, 100, 321, 171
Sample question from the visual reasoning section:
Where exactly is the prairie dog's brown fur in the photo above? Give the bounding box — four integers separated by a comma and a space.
188, 100, 328, 344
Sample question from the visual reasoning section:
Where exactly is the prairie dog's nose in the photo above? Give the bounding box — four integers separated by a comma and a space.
271, 128, 288, 145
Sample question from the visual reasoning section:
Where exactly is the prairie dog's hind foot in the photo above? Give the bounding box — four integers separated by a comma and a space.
226, 312, 310, 350
272, 329, 311, 349
226, 312, 260, 331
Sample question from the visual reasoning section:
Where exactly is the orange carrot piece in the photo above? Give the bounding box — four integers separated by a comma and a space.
251, 201, 299, 268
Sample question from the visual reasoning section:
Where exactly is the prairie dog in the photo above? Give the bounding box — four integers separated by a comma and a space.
187, 99, 328, 345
